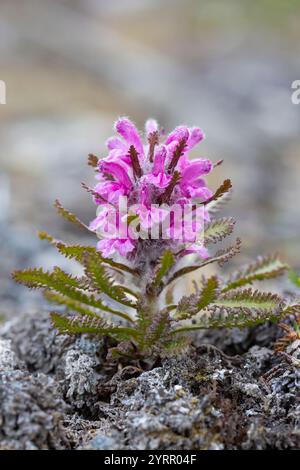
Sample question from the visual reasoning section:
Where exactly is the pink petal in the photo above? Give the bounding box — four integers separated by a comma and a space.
94, 181, 127, 205
186, 127, 205, 150
184, 244, 210, 259
142, 146, 170, 188
146, 172, 171, 189
89, 213, 106, 231
99, 161, 133, 190
165, 126, 189, 145
177, 154, 189, 172
139, 184, 151, 207
189, 186, 213, 201
96, 239, 115, 258
115, 117, 144, 156
104, 148, 132, 166
183, 159, 212, 179
145, 119, 158, 137
97, 238, 135, 258
152, 146, 167, 174
106, 136, 127, 152
116, 239, 136, 256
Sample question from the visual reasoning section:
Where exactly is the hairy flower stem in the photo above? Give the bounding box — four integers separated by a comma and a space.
136, 291, 158, 352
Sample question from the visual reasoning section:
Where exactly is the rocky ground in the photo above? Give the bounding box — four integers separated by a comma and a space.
0, 311, 299, 450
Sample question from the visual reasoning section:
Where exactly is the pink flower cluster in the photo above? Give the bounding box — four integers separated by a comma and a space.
89, 118, 213, 259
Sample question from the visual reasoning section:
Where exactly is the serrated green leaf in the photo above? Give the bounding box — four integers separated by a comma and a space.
154, 250, 175, 286
222, 255, 289, 292
143, 310, 171, 348
54, 200, 89, 230
197, 276, 219, 310
159, 336, 190, 357
166, 239, 241, 286
13, 267, 84, 292
212, 289, 282, 311
172, 289, 284, 332
44, 291, 103, 318
83, 252, 137, 308
175, 276, 219, 319
51, 313, 137, 340
13, 267, 133, 323
203, 218, 235, 246
279, 303, 300, 318
38, 231, 137, 276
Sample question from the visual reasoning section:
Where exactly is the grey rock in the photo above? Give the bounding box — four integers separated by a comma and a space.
0, 339, 23, 372
59, 336, 107, 412
1, 313, 111, 413
1, 312, 74, 374
0, 369, 67, 450
81, 434, 119, 450
100, 348, 300, 450
0, 311, 299, 450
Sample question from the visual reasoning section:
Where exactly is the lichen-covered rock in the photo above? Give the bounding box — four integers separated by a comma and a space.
1, 312, 74, 373
0, 371, 68, 450
95, 346, 300, 450
0, 339, 23, 372
0, 311, 299, 450
0, 338, 68, 450
198, 322, 281, 355
58, 336, 107, 412
1, 313, 110, 413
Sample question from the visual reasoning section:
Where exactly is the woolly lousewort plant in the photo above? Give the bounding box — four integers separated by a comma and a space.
13, 117, 299, 360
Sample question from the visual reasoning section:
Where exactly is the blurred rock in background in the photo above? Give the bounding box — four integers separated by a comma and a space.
0, 0, 300, 318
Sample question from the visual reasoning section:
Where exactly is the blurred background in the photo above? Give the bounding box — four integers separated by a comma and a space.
0, 0, 300, 318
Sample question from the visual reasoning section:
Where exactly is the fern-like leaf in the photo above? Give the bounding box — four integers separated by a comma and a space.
173, 289, 284, 332
143, 310, 172, 349
159, 336, 190, 357
222, 254, 289, 292
175, 276, 219, 319
44, 291, 102, 318
206, 189, 232, 214
13, 267, 84, 292
54, 200, 88, 230
153, 250, 175, 287
197, 276, 219, 310
83, 252, 137, 308
203, 218, 235, 246
212, 289, 282, 312
13, 267, 133, 323
51, 313, 137, 340
202, 179, 232, 206
166, 238, 241, 286
38, 231, 137, 276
